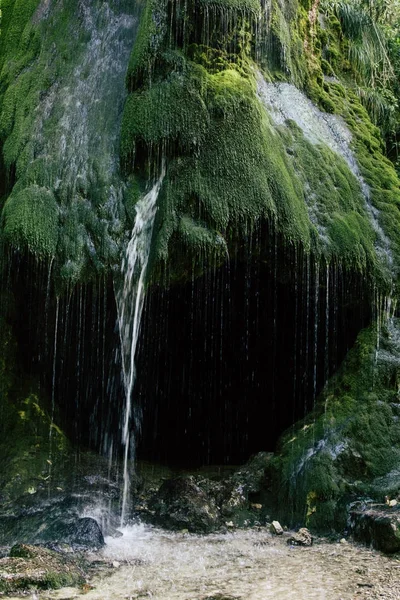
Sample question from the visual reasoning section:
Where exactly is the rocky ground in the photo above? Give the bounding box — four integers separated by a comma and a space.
0, 453, 399, 599
1, 527, 399, 600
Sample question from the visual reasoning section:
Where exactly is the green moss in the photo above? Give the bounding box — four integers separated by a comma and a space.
318, 84, 400, 281
256, 0, 309, 87
121, 68, 210, 158
0, 0, 137, 283
120, 0, 400, 288
127, 0, 166, 87
276, 121, 381, 276
2, 184, 59, 256
274, 322, 400, 532
146, 67, 319, 279
199, 0, 260, 10
0, 0, 41, 75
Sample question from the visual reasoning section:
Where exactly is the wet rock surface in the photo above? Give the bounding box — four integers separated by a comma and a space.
349, 504, 400, 553
0, 454, 122, 549
0, 499, 107, 550
143, 452, 273, 533
51, 517, 105, 550
149, 476, 220, 533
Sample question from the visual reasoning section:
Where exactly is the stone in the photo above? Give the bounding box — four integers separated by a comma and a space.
58, 517, 105, 549
287, 527, 313, 546
149, 477, 220, 533
270, 521, 283, 535
349, 505, 400, 553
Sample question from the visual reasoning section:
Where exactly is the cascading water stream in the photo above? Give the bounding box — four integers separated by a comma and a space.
116, 166, 166, 526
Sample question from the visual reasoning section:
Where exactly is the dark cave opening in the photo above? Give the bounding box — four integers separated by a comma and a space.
8, 235, 372, 468
135, 243, 372, 466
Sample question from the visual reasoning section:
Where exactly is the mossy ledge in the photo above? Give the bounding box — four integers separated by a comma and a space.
121, 0, 400, 291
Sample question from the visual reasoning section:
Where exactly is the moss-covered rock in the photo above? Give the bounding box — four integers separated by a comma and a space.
120, 0, 400, 290
0, 544, 86, 593
273, 317, 400, 533
0, 309, 69, 506
349, 505, 400, 553
2, 184, 59, 256
0, 0, 137, 284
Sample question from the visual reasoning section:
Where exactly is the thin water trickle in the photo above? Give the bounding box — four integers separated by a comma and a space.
324, 263, 330, 385
116, 166, 166, 526
313, 261, 319, 405
47, 297, 60, 493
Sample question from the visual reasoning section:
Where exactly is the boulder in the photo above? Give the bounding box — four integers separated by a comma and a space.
349, 505, 400, 553
287, 527, 313, 546
56, 517, 105, 549
149, 476, 220, 533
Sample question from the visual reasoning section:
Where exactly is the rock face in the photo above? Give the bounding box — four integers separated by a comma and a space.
349, 505, 400, 553
55, 517, 105, 550
149, 476, 220, 533
0, 514, 105, 550
146, 453, 273, 533
274, 321, 400, 533
0, 453, 120, 549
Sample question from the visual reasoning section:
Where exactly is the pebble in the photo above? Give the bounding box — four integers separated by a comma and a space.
270, 521, 284, 535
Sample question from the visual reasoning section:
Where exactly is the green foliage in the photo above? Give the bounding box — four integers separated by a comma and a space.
320, 0, 400, 138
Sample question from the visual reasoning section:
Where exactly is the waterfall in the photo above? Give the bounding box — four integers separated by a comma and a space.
116, 166, 166, 526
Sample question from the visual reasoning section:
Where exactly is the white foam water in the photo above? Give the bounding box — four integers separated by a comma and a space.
116, 168, 165, 526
